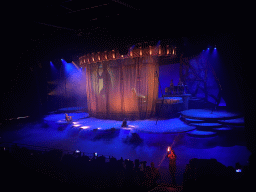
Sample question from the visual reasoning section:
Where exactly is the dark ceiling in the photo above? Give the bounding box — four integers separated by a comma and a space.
5, 0, 242, 61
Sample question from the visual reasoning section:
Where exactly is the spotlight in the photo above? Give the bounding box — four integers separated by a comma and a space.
75, 149, 80, 153
207, 48, 210, 50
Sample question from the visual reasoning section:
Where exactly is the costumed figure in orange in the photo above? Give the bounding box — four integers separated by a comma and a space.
167, 146, 177, 186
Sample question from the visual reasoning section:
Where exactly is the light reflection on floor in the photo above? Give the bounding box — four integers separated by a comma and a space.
0, 112, 251, 185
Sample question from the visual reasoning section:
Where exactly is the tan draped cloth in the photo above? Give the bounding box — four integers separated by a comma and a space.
85, 57, 159, 120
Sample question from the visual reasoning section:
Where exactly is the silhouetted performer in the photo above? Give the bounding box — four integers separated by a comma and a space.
121, 118, 127, 127
178, 78, 184, 94
167, 147, 177, 186
170, 79, 174, 94
65, 113, 72, 122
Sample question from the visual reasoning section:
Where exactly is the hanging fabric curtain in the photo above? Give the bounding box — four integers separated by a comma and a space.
85, 56, 159, 120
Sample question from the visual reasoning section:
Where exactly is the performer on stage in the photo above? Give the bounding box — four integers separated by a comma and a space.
178, 78, 183, 86
170, 79, 174, 94
121, 118, 128, 127
167, 146, 177, 186
65, 113, 72, 122
178, 78, 184, 94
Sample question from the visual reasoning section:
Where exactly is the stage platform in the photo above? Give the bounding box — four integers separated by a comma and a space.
180, 109, 242, 121
43, 108, 244, 137
44, 113, 196, 134
180, 109, 244, 137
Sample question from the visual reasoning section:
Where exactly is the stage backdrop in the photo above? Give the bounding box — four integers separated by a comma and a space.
85, 57, 159, 120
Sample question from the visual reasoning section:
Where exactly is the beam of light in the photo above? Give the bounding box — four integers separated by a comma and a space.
158, 151, 167, 167
156, 40, 161, 47
62, 59, 74, 74
50, 61, 58, 76
50, 61, 57, 69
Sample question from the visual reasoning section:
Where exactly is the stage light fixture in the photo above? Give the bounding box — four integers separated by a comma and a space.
80, 126, 90, 129
75, 149, 80, 153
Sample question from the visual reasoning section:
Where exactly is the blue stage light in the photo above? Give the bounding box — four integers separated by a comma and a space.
207, 48, 210, 50
214, 47, 217, 49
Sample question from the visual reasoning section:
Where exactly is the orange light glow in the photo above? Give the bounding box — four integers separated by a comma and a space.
112, 50, 115, 59
105, 51, 108, 59
98, 53, 101, 61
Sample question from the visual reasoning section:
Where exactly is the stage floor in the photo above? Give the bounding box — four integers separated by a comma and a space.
0, 111, 250, 185
44, 113, 196, 134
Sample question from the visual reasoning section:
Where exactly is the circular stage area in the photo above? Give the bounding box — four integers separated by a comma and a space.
186, 130, 217, 137
180, 109, 242, 120
44, 113, 196, 134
